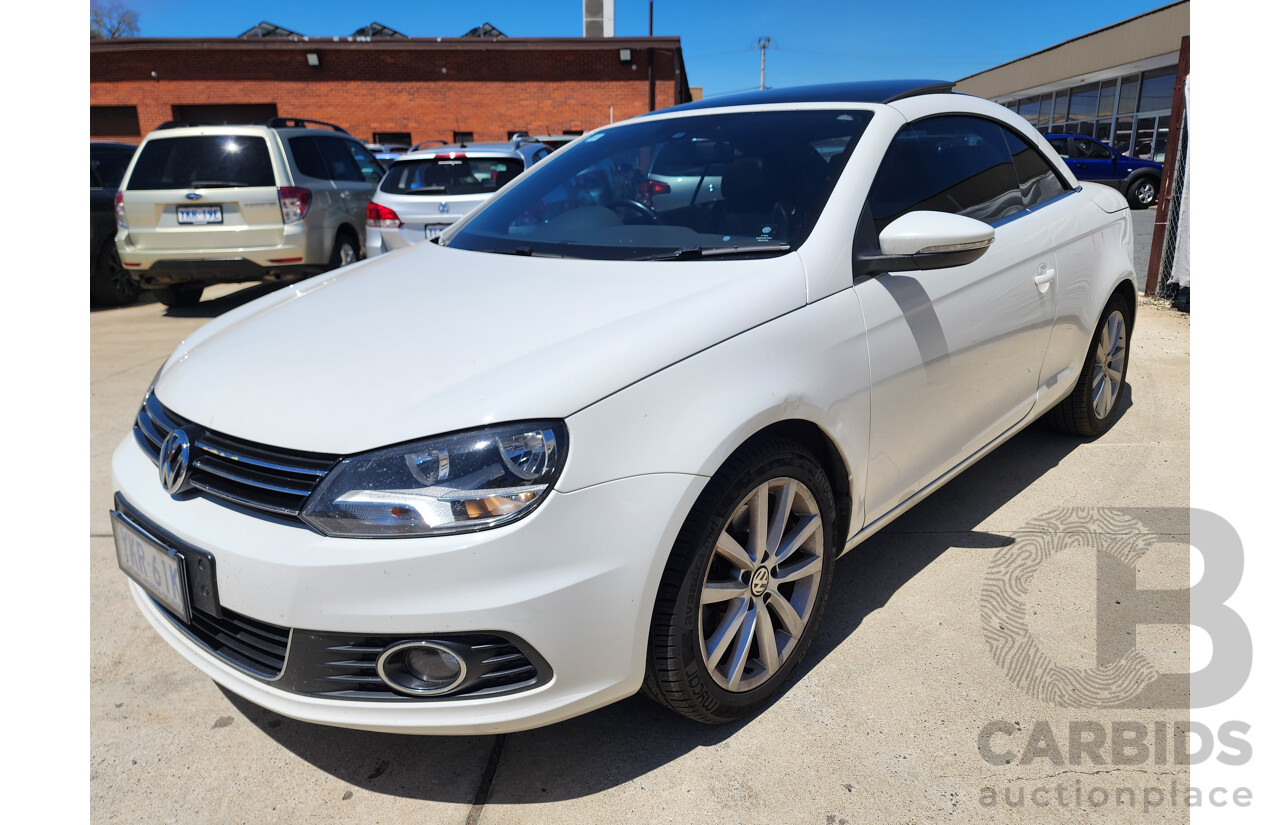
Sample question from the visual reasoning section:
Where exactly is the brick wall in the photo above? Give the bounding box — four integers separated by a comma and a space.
90, 39, 687, 144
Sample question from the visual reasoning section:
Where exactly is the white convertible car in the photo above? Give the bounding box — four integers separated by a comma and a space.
111, 80, 1136, 733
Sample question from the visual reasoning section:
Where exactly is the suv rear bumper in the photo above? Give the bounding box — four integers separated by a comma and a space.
116, 228, 330, 285
126, 258, 322, 287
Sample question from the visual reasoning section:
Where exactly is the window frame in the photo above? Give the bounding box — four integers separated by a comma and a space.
865, 113, 1076, 236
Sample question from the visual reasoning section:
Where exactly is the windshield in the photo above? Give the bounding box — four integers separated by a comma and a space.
381, 156, 525, 195
442, 109, 873, 260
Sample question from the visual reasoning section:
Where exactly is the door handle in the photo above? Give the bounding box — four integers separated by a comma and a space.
1034, 268, 1056, 294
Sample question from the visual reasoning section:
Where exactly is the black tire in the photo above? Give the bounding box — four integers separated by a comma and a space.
153, 283, 205, 308
90, 240, 140, 307
1126, 177, 1158, 210
329, 230, 360, 270
1046, 294, 1132, 437
643, 436, 837, 723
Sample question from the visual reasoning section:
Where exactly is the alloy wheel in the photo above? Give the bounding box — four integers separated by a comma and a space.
698, 477, 825, 692
1091, 309, 1127, 419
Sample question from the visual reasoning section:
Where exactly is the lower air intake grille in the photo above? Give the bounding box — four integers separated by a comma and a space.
153, 598, 290, 679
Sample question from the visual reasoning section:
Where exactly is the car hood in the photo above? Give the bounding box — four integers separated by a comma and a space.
155, 242, 807, 454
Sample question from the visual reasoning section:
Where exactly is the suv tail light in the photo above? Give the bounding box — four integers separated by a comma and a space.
278, 187, 312, 223
366, 202, 403, 229
114, 190, 127, 228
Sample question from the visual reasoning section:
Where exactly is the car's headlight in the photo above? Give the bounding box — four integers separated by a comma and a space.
300, 421, 567, 538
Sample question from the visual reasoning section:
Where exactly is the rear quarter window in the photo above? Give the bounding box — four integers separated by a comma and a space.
126, 135, 275, 190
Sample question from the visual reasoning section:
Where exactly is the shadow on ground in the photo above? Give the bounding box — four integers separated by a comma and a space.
162, 282, 293, 318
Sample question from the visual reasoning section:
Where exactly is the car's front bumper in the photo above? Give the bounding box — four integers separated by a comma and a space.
111, 435, 705, 734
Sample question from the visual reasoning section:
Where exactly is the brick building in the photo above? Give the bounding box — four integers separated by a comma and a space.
89, 35, 692, 145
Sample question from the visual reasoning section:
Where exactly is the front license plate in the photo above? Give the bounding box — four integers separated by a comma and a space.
425, 224, 444, 240
177, 206, 223, 225
112, 512, 190, 622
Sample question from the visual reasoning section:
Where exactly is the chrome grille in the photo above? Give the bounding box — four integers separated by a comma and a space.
134, 392, 337, 519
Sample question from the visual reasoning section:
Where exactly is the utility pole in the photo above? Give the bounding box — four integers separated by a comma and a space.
648, 1, 655, 111
757, 36, 771, 91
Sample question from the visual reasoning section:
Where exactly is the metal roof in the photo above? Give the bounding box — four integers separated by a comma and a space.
656, 80, 955, 114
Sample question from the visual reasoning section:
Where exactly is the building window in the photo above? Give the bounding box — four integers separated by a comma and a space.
1068, 83, 1099, 122
453, 131, 474, 144
1117, 75, 1140, 116
373, 132, 412, 146
91, 105, 140, 136
1137, 68, 1176, 114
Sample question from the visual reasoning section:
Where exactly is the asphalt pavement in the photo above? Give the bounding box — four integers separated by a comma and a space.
90, 210, 1189, 824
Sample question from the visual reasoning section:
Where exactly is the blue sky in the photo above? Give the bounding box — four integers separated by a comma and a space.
124, 0, 1176, 97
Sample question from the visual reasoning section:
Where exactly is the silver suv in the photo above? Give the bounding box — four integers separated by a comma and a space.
365, 139, 550, 255
114, 118, 384, 306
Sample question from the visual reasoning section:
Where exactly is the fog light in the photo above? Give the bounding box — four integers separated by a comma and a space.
376, 641, 467, 696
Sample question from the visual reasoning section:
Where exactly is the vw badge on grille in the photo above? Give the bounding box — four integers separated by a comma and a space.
438, 202, 450, 214
159, 429, 193, 494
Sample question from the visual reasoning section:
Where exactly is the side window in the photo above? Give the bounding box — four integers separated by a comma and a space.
1047, 137, 1070, 158
1001, 129, 1070, 208
1076, 139, 1113, 160
345, 141, 385, 184
289, 136, 329, 180
317, 136, 363, 183
867, 116, 1023, 233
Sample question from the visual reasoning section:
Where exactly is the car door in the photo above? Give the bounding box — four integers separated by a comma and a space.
854, 116, 1063, 523
1067, 137, 1121, 189
317, 137, 382, 245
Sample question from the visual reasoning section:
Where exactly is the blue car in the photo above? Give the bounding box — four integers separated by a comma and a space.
1045, 134, 1162, 210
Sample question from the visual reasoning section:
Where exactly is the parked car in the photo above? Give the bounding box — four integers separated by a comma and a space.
1045, 134, 1162, 209
366, 142, 409, 166
114, 118, 384, 307
112, 81, 1136, 734
91, 141, 140, 307
365, 139, 551, 253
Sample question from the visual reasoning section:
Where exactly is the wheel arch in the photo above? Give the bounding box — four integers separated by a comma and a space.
728, 419, 855, 553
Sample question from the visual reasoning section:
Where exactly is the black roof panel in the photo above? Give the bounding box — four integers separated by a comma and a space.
656, 80, 955, 114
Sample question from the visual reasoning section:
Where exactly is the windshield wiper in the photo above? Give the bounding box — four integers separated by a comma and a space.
189, 180, 252, 188
470, 246, 567, 258
629, 243, 791, 261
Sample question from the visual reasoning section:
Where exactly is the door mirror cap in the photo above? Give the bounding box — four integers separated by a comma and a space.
856, 211, 994, 277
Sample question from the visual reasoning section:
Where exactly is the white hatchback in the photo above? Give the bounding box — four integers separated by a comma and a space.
365, 139, 551, 253
112, 81, 1136, 734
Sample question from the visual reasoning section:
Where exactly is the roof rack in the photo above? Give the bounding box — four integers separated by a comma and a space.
410, 139, 448, 151
156, 121, 198, 130
262, 117, 350, 133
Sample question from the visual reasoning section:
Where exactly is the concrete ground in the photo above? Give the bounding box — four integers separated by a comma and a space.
90, 209, 1190, 824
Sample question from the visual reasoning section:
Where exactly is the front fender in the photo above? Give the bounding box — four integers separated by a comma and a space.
559, 288, 872, 534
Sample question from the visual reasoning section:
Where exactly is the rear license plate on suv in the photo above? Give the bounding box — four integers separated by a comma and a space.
177, 206, 223, 225
112, 511, 190, 622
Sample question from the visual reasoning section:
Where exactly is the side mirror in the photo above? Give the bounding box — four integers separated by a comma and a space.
855, 211, 994, 277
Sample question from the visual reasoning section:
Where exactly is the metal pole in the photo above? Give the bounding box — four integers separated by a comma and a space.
648, 2, 655, 111
758, 37, 770, 91
1144, 35, 1190, 296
